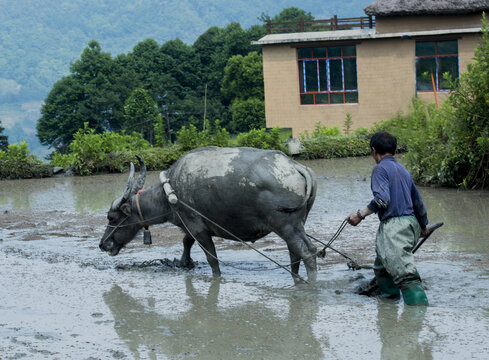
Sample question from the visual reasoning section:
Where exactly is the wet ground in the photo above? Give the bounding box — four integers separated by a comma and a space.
1, 156, 488, 359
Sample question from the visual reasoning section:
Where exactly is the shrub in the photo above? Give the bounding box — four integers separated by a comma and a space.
298, 135, 371, 160
177, 120, 230, 152
0, 142, 52, 179
236, 127, 287, 152
51, 123, 152, 175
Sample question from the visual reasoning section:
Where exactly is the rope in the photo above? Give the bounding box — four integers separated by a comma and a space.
176, 201, 309, 284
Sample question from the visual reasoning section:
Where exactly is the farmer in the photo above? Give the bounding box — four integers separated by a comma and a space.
347, 131, 429, 306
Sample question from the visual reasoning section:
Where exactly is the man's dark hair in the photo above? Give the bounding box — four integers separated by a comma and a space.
370, 131, 397, 155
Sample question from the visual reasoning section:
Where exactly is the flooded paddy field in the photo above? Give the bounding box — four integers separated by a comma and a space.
1, 156, 488, 359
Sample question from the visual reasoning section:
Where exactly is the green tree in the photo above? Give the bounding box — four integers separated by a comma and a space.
230, 98, 265, 133
222, 52, 265, 132
445, 13, 489, 188
260, 7, 314, 23
221, 52, 264, 101
0, 119, 8, 151
123, 88, 160, 143
37, 40, 130, 152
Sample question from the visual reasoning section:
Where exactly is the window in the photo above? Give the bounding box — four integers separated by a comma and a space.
415, 40, 459, 91
298, 45, 358, 105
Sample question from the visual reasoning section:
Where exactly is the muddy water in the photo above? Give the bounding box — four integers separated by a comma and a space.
1, 156, 488, 359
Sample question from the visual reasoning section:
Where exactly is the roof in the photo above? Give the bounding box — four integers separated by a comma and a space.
364, 0, 489, 16
253, 27, 481, 46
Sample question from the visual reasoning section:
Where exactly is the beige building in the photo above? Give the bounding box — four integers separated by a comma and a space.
254, 0, 489, 137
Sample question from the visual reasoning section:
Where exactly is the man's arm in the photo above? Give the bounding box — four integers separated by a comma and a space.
347, 206, 374, 226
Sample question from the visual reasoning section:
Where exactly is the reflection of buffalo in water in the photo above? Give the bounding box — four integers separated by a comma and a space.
103, 277, 324, 359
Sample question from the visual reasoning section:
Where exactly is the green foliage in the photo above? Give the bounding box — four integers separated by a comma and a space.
229, 98, 266, 133
53, 123, 151, 175
0, 119, 9, 151
154, 114, 166, 147
123, 88, 160, 143
374, 15, 489, 189
0, 141, 52, 179
343, 113, 353, 135
177, 120, 230, 152
299, 136, 370, 160
236, 127, 287, 152
375, 98, 451, 185
300, 122, 341, 139
442, 13, 489, 188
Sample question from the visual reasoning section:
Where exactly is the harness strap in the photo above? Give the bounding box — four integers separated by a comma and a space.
134, 193, 149, 229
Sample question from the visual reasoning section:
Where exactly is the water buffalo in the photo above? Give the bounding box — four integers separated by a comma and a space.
99, 146, 318, 282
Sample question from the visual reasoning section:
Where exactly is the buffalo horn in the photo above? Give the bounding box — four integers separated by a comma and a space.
111, 162, 135, 210
132, 155, 147, 194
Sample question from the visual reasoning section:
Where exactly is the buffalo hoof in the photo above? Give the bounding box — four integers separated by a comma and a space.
179, 257, 195, 270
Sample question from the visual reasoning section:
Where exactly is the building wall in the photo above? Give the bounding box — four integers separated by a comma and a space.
262, 33, 481, 137
376, 14, 483, 33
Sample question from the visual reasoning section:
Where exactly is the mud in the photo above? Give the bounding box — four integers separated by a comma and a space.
1, 156, 488, 359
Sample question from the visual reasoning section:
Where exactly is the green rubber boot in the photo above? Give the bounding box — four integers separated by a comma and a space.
401, 284, 429, 306
374, 268, 401, 300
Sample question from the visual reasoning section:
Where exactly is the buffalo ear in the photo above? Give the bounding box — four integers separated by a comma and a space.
120, 203, 131, 217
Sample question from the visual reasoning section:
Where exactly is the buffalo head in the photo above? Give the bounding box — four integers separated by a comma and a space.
99, 155, 146, 256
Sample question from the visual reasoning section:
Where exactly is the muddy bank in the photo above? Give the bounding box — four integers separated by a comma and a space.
1, 156, 488, 359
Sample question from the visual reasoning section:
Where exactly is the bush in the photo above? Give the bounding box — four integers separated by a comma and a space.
0, 142, 52, 179
177, 120, 229, 152
300, 122, 341, 139
236, 127, 287, 152
51, 123, 152, 175
298, 135, 371, 160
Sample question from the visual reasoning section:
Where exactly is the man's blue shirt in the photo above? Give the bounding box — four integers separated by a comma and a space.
367, 155, 428, 228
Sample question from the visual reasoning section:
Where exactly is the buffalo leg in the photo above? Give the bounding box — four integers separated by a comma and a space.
287, 244, 302, 284
196, 232, 221, 277
180, 235, 195, 269
278, 225, 317, 282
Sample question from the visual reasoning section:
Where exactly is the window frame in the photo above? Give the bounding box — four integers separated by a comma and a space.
415, 39, 459, 92
297, 45, 358, 105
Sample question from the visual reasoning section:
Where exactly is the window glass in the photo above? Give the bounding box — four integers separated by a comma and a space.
313, 47, 326, 58
329, 59, 343, 91
298, 61, 305, 92
416, 58, 436, 91
437, 40, 458, 55
330, 93, 344, 104
345, 92, 358, 103
300, 94, 314, 104
298, 45, 358, 105
416, 42, 436, 56
304, 60, 318, 92
315, 93, 329, 104
328, 46, 341, 57
298, 48, 312, 59
343, 46, 356, 57
438, 57, 458, 90
344, 58, 357, 90
319, 60, 328, 91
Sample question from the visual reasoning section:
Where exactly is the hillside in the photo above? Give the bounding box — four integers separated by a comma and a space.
0, 0, 372, 155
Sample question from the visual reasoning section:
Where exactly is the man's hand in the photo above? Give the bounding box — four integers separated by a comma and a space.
420, 227, 430, 238
346, 210, 363, 226
346, 207, 372, 226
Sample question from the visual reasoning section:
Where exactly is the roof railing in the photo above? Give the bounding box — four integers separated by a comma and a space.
266, 15, 375, 34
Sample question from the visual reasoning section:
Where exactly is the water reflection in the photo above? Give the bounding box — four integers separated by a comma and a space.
376, 303, 432, 360
104, 277, 323, 360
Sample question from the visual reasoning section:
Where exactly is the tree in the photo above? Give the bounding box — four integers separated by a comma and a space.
37, 40, 130, 152
222, 52, 265, 132
0, 119, 8, 151
259, 7, 314, 23
123, 88, 160, 144
230, 98, 265, 133
445, 13, 489, 188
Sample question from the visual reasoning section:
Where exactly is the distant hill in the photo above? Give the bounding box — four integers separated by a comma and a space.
0, 0, 372, 156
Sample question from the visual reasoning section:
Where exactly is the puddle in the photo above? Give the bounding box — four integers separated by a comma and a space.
1, 156, 488, 359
